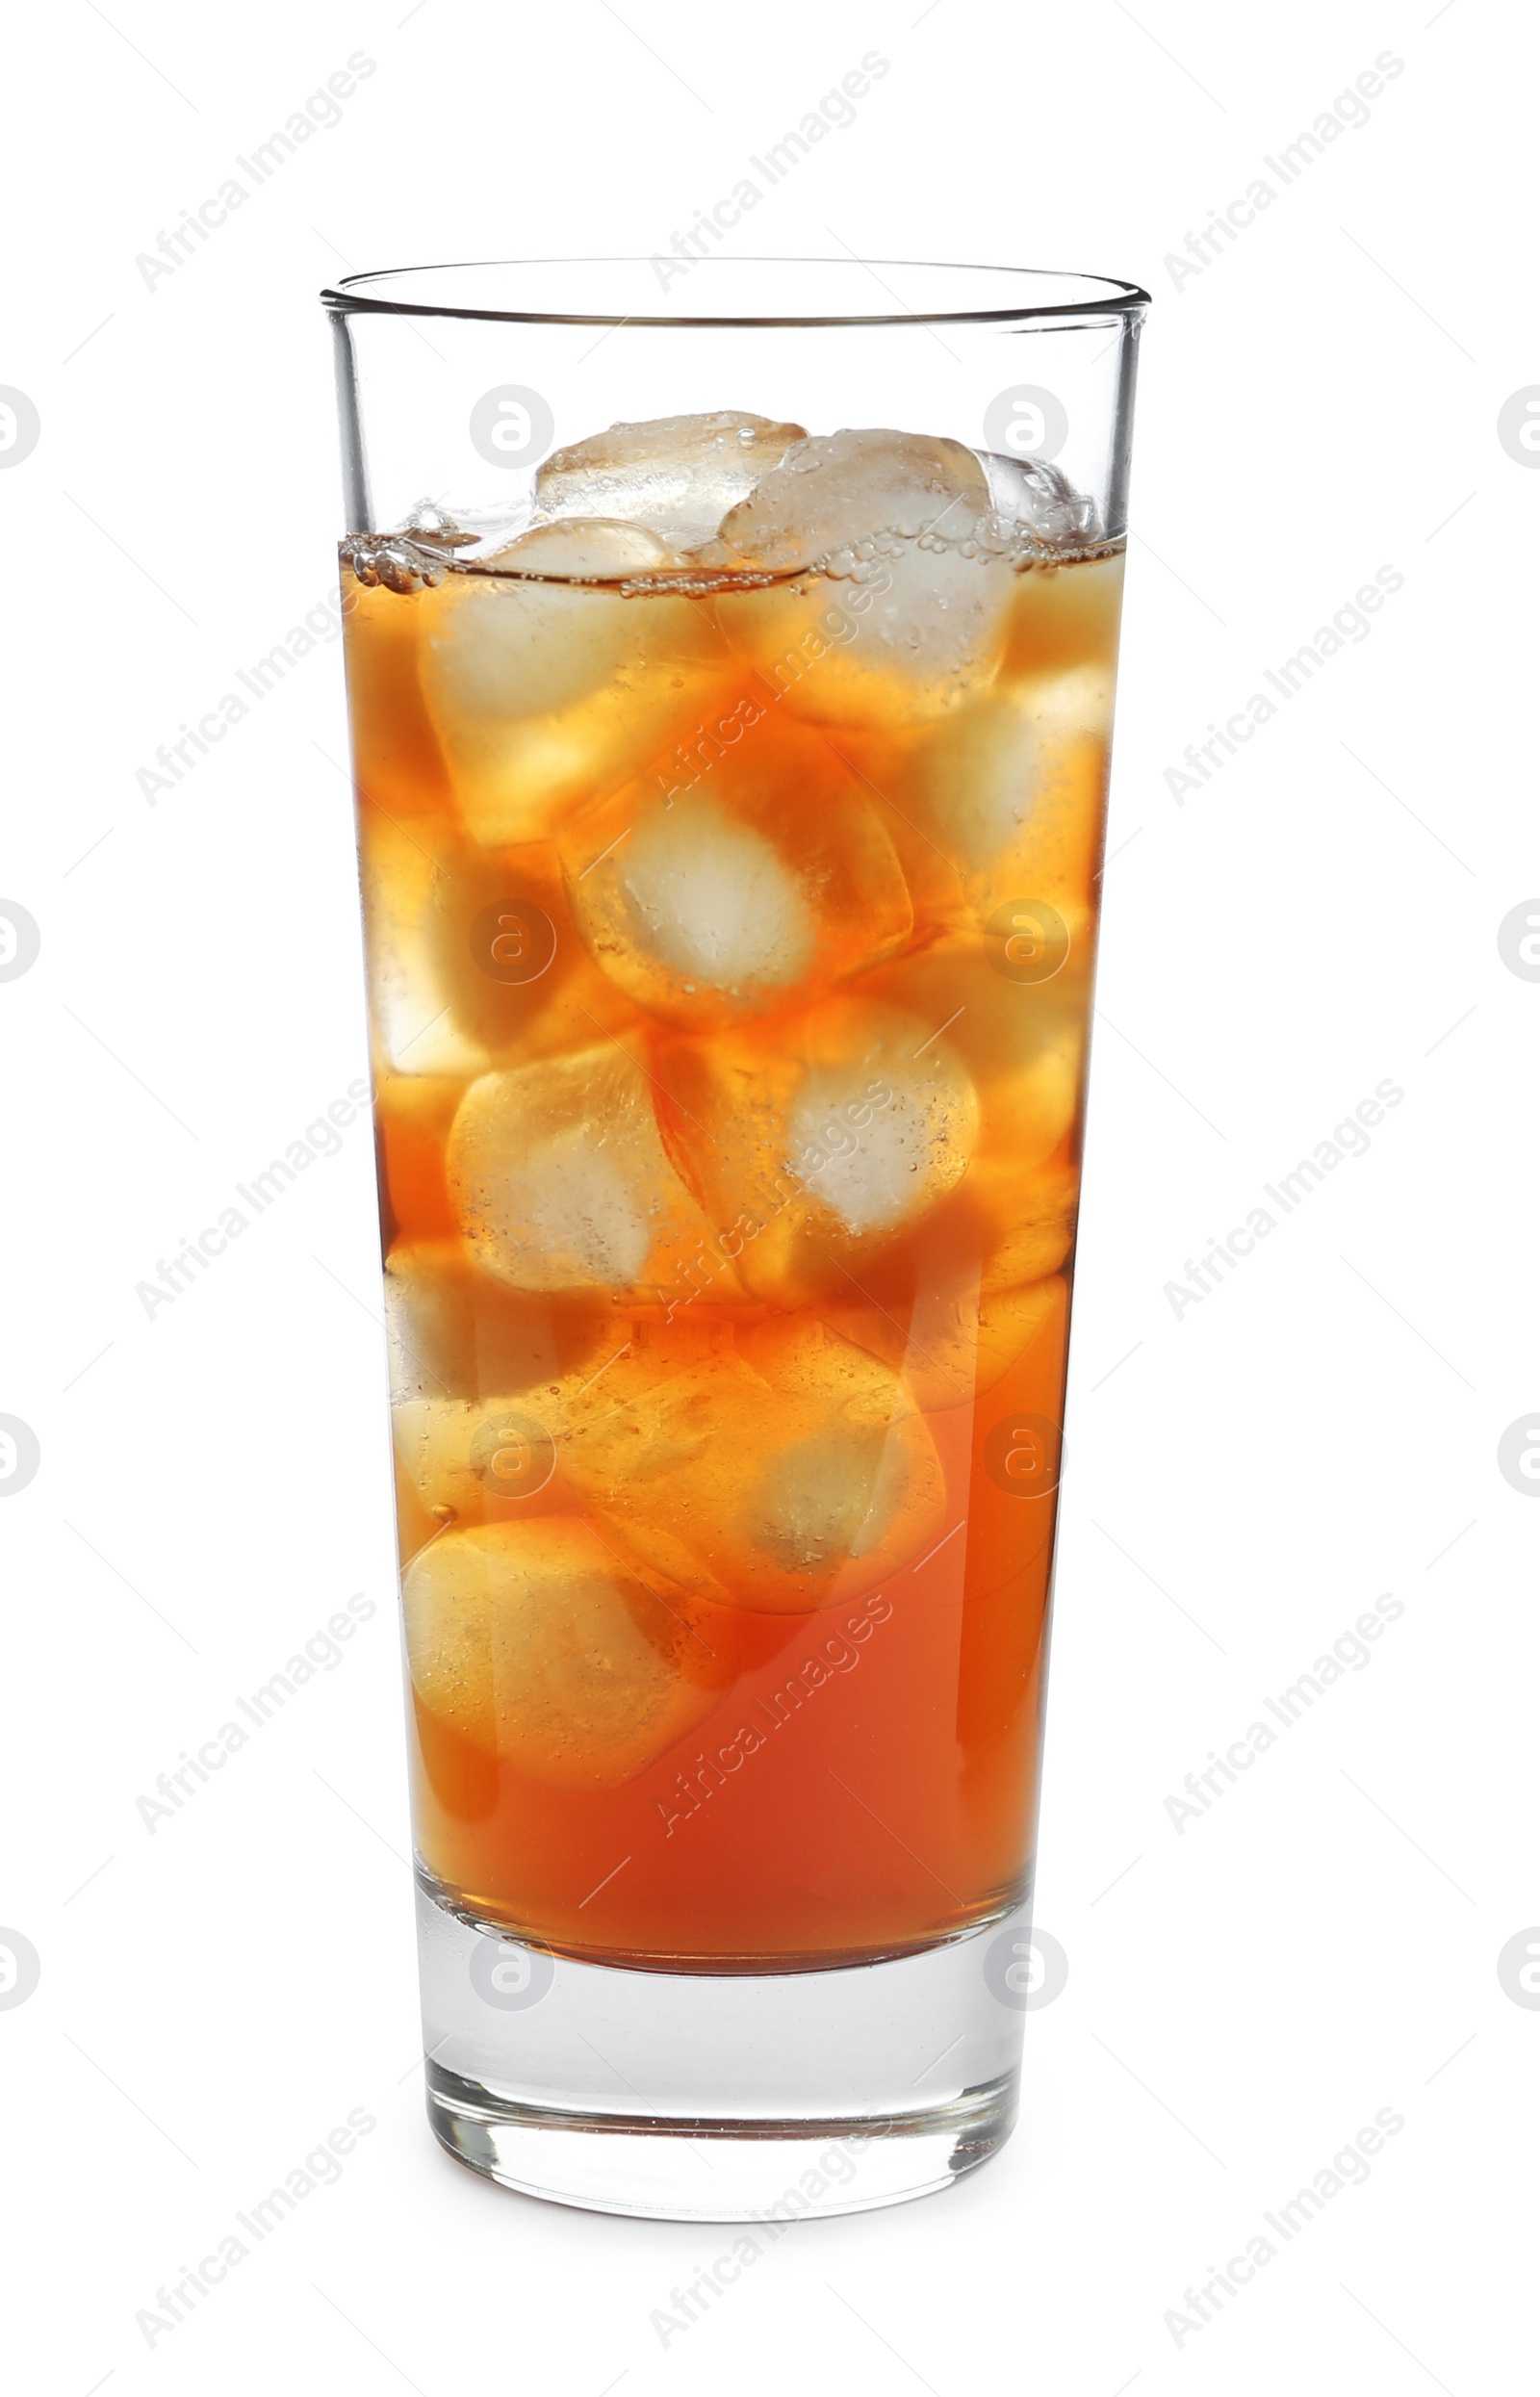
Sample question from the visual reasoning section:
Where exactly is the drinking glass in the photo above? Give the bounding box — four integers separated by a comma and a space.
322, 256, 1146, 2219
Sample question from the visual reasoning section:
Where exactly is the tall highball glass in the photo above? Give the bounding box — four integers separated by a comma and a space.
322, 257, 1146, 2219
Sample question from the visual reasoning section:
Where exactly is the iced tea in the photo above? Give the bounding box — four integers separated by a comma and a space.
342, 414, 1122, 1971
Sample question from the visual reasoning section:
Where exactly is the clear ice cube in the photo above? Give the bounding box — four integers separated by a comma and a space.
895, 661, 1116, 942
418, 547, 729, 848
557, 1317, 946, 1613
658, 998, 979, 1304
560, 717, 912, 1025
718, 427, 992, 568
535, 411, 807, 551
400, 1518, 724, 1788
447, 1044, 727, 1302
715, 428, 1016, 725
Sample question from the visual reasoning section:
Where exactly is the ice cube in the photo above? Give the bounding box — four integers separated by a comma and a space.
401, 1518, 725, 1788
558, 1318, 945, 1613
536, 412, 808, 551
966, 1151, 1082, 1293
385, 1239, 581, 1402
384, 1239, 598, 1523
715, 429, 1015, 725
719, 428, 991, 569
560, 717, 912, 1025
447, 1044, 730, 1302
357, 818, 631, 1081
860, 949, 1084, 1296
871, 947, 1086, 1145
417, 542, 730, 849
974, 451, 1102, 550
393, 1395, 570, 1528
885, 656, 1116, 941
658, 998, 978, 1304
483, 517, 679, 578
388, 1271, 740, 1526
357, 810, 497, 1078
734, 1317, 947, 1603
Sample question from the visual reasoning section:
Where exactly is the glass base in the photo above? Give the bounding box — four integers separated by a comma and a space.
416, 1883, 1027, 2221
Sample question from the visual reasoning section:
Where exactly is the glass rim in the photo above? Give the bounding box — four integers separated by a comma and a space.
319, 255, 1151, 331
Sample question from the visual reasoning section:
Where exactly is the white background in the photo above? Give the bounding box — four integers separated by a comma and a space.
2, 1, 1534, 2390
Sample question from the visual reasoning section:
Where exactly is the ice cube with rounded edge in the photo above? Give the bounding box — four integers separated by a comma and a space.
974, 451, 1103, 551
361, 819, 632, 1081
658, 998, 978, 1306
905, 660, 1114, 907
387, 1265, 727, 1527
384, 1238, 605, 1402
870, 941, 1086, 1123
558, 1316, 946, 1614
968, 1148, 1082, 1293
357, 810, 498, 1078
720, 428, 991, 570
733, 1317, 946, 1605
536, 412, 808, 552
560, 718, 912, 1026
385, 1238, 598, 1523
448, 1044, 732, 1302
715, 429, 1016, 726
872, 954, 1084, 1291
401, 1518, 725, 1789
483, 517, 678, 579
417, 531, 730, 849
392, 1394, 575, 1529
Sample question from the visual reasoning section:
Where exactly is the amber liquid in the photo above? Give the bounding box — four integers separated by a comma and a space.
344, 532, 1122, 1969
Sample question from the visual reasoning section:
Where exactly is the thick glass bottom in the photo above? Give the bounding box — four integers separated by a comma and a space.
416, 1883, 1029, 2221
